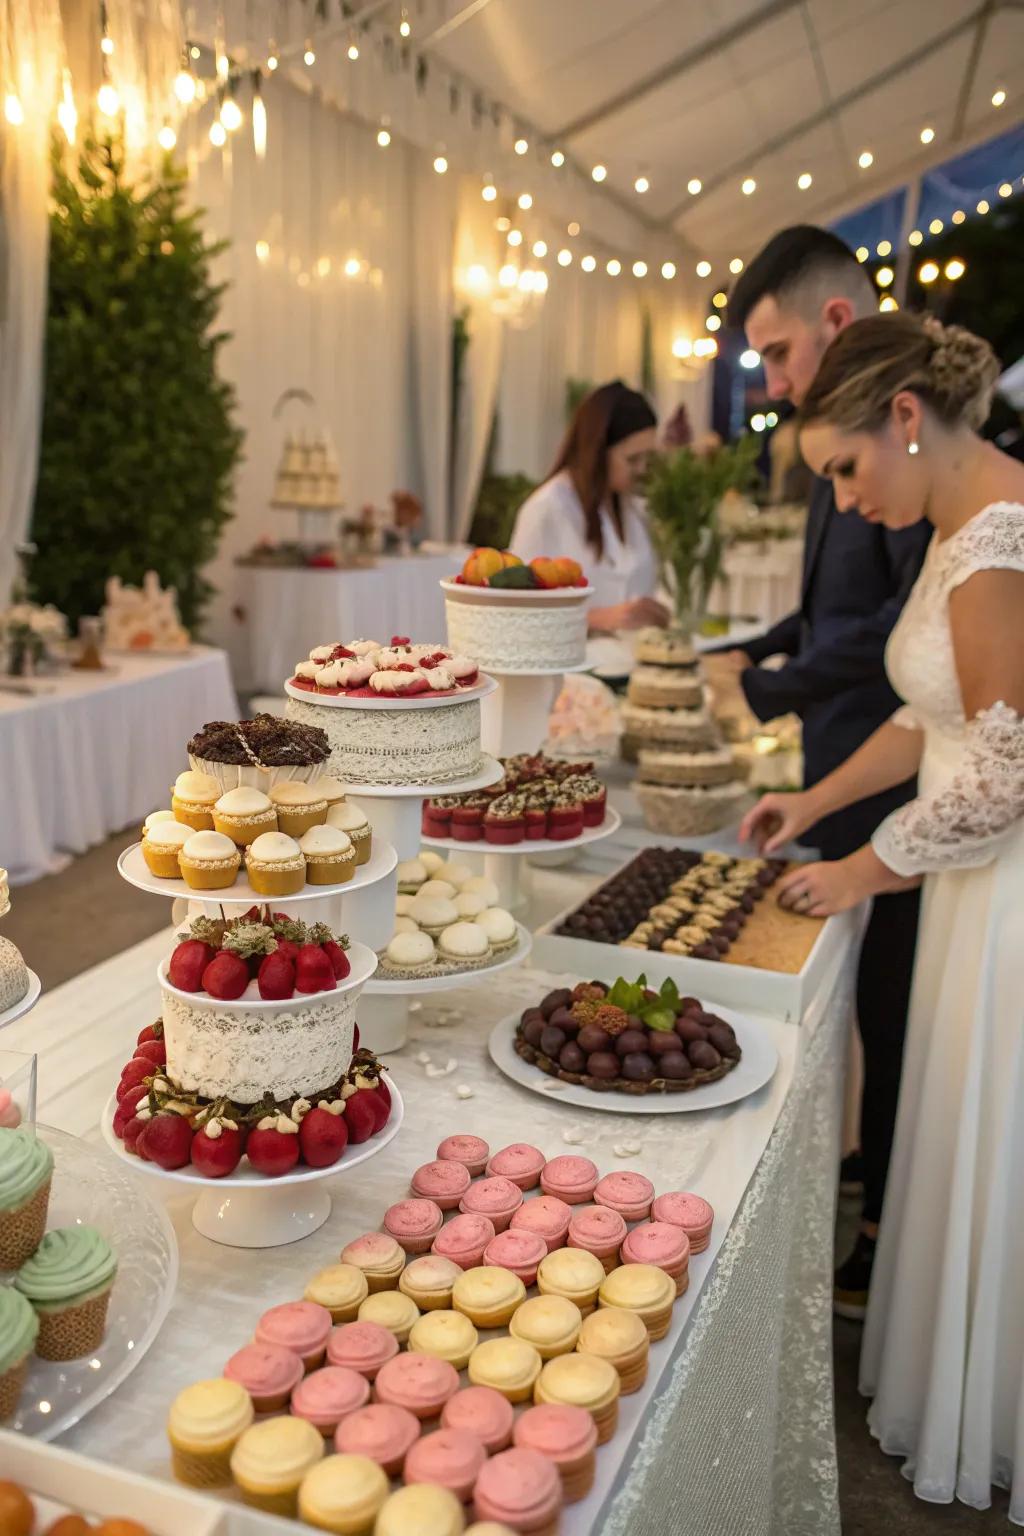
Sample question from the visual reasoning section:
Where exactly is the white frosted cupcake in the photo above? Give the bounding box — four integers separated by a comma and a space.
141, 818, 191, 878
475, 907, 518, 952
327, 802, 372, 866
384, 931, 435, 976
299, 824, 356, 886
245, 831, 305, 897
171, 770, 221, 831
213, 786, 277, 846
143, 809, 176, 832
310, 774, 347, 808
408, 896, 459, 937
436, 922, 492, 968
178, 829, 241, 890
269, 782, 329, 839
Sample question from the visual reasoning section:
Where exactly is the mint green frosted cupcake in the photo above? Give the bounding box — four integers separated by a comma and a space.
15, 1225, 117, 1361
0, 1126, 53, 1270
0, 1285, 38, 1420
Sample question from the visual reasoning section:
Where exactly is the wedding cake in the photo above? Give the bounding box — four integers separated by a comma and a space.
102, 572, 189, 651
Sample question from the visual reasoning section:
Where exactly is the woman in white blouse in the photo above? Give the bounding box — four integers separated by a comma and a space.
510, 381, 668, 633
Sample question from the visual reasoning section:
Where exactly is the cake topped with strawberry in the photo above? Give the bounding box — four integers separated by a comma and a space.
290, 636, 480, 698
442, 553, 594, 672
167, 909, 351, 1002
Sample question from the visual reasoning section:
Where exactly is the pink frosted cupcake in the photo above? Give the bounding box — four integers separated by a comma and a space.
290, 1365, 371, 1437
540, 1155, 598, 1206
224, 1342, 304, 1412
441, 1385, 515, 1453
404, 1427, 487, 1502
411, 1160, 472, 1212
383, 1199, 445, 1255
340, 1232, 406, 1293
436, 1134, 489, 1177
334, 1403, 421, 1476
458, 1176, 523, 1233
650, 1191, 714, 1254
255, 1301, 333, 1372
483, 1230, 547, 1288
620, 1221, 691, 1296
567, 1206, 628, 1273
593, 1171, 655, 1223
513, 1403, 598, 1503
374, 1352, 460, 1420
474, 1447, 563, 1533
485, 1144, 546, 1191
510, 1196, 572, 1253
432, 1213, 496, 1270
327, 1320, 400, 1379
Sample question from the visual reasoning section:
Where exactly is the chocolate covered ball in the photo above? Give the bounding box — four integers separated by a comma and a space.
520, 1007, 545, 1030
541, 988, 573, 1017
660, 1051, 694, 1080
578, 1024, 612, 1055
708, 1023, 740, 1059
548, 1006, 578, 1035
675, 1016, 709, 1044
648, 1030, 680, 1057
559, 1041, 586, 1074
587, 1051, 620, 1080
688, 1041, 722, 1071
540, 1025, 567, 1059
523, 1018, 546, 1048
615, 1029, 650, 1058
621, 1052, 656, 1082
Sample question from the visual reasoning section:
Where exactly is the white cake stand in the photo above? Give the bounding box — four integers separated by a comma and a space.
480, 663, 592, 759
345, 756, 505, 863
100, 1077, 404, 1247
421, 808, 622, 912
0, 968, 41, 1030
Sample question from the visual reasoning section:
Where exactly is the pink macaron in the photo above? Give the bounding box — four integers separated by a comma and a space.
593, 1170, 655, 1222
255, 1300, 333, 1371
458, 1175, 524, 1232
620, 1221, 691, 1294
510, 1195, 573, 1253
483, 1229, 548, 1287
224, 1341, 304, 1412
404, 1426, 488, 1502
334, 1403, 422, 1475
432, 1212, 497, 1269
436, 1134, 490, 1177
540, 1154, 599, 1205
441, 1385, 515, 1453
374, 1351, 460, 1420
290, 1364, 371, 1436
383, 1198, 445, 1254
650, 1191, 715, 1253
474, 1446, 564, 1532
567, 1205, 628, 1266
411, 1159, 473, 1211
485, 1143, 547, 1191
327, 1320, 400, 1379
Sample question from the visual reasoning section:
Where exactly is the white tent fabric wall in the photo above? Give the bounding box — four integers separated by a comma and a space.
452, 181, 506, 539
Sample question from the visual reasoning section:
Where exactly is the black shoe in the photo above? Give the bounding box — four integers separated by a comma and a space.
839, 1150, 865, 1197
834, 1232, 876, 1321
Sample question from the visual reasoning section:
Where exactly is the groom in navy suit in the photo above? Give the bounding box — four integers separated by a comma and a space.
720, 227, 931, 1315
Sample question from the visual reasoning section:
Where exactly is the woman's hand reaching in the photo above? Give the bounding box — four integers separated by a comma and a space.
589, 597, 670, 633
738, 790, 820, 854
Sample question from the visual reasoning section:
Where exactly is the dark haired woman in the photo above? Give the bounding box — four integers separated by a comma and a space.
510, 381, 668, 632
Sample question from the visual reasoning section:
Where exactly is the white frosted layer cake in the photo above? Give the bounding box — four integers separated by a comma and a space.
620, 700, 718, 750
626, 664, 705, 710
637, 745, 739, 786
443, 584, 589, 671
636, 779, 749, 838
285, 695, 482, 786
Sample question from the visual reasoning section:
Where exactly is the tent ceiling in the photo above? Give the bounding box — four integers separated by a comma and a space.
427, 0, 1024, 263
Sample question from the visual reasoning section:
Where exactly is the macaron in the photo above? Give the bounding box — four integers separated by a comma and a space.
296, 1451, 389, 1533
255, 1301, 333, 1372
167, 1378, 255, 1489
383, 1199, 445, 1255
567, 1206, 628, 1272
467, 1337, 543, 1404
576, 1306, 650, 1394
375, 1483, 468, 1536
404, 1427, 487, 1502
224, 1341, 304, 1412
458, 1176, 523, 1233
410, 1160, 472, 1212
536, 1248, 605, 1316
593, 1170, 655, 1223
327, 1321, 400, 1380
373, 1351, 460, 1420
304, 1265, 370, 1324
408, 1309, 479, 1371
510, 1195, 572, 1253
231, 1414, 325, 1516
482, 1229, 547, 1287
534, 1352, 620, 1444
452, 1265, 527, 1329
290, 1365, 371, 1437
509, 1295, 583, 1360
598, 1262, 676, 1341
513, 1402, 598, 1502
620, 1221, 691, 1295
341, 1233, 406, 1293
333, 1403, 421, 1477
358, 1291, 421, 1347
485, 1144, 546, 1191
539, 1155, 598, 1205
650, 1191, 715, 1253
441, 1385, 515, 1454
400, 1254, 462, 1311
436, 1134, 490, 1177
432, 1213, 496, 1270
473, 1447, 563, 1534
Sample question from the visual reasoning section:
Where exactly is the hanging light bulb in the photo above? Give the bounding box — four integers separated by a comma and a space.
101, 32, 114, 56
634, 174, 649, 194
632, 260, 648, 277
514, 137, 528, 155
944, 258, 966, 280
97, 81, 120, 116
918, 260, 939, 284
304, 45, 316, 66
344, 257, 361, 277
875, 266, 894, 287
855, 246, 869, 262
347, 40, 360, 61
711, 290, 728, 308
661, 261, 676, 280
687, 177, 702, 195
532, 239, 547, 258
557, 249, 572, 266
729, 257, 743, 274
209, 119, 227, 147
695, 259, 711, 277
4, 91, 25, 126
399, 11, 411, 38
507, 229, 523, 246
591, 163, 607, 182
858, 149, 874, 168
739, 349, 760, 369
158, 120, 177, 151
908, 229, 923, 245
879, 294, 899, 312
741, 176, 756, 195
517, 192, 533, 210
581, 255, 596, 272
706, 314, 721, 331
377, 127, 391, 148
876, 239, 892, 256
797, 171, 812, 189
433, 154, 448, 174
267, 51, 278, 71
606, 258, 621, 275
998, 181, 1013, 197
929, 217, 944, 233
976, 198, 990, 214
220, 94, 243, 132
672, 338, 693, 358
498, 264, 518, 288
174, 67, 197, 104
481, 181, 496, 201
991, 87, 1006, 107
920, 126, 934, 144
57, 68, 78, 144
252, 78, 267, 158
567, 221, 580, 237
255, 240, 270, 262
550, 149, 565, 167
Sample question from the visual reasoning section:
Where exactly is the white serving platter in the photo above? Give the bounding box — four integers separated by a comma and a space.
117, 836, 397, 905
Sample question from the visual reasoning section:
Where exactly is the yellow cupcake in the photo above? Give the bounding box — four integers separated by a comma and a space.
407, 1308, 478, 1370
327, 801, 372, 865
509, 1294, 583, 1360
452, 1266, 526, 1329
536, 1248, 605, 1315
168, 1377, 254, 1489
399, 1255, 461, 1311
271, 781, 329, 839
468, 1337, 542, 1404
141, 818, 191, 878
340, 1233, 406, 1293
375, 1484, 466, 1536
298, 1453, 389, 1535
311, 774, 348, 809
300, 824, 357, 886
231, 1415, 325, 1516
171, 770, 221, 831
577, 1306, 650, 1394
534, 1352, 620, 1443
598, 1262, 676, 1341
178, 829, 241, 891
305, 1264, 370, 1323
358, 1290, 420, 1346
245, 830, 306, 897
212, 786, 277, 846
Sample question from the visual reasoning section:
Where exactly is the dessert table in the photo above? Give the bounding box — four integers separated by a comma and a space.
0, 646, 238, 885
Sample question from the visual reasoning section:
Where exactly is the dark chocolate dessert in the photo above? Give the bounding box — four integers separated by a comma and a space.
188, 714, 330, 768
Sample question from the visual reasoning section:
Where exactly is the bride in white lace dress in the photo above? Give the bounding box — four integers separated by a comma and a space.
740, 312, 1024, 1518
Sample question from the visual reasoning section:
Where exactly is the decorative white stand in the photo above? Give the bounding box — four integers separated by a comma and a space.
362, 926, 533, 1053
421, 810, 622, 913
0, 970, 42, 1031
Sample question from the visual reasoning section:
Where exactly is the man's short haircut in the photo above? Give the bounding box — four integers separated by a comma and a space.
728, 225, 874, 329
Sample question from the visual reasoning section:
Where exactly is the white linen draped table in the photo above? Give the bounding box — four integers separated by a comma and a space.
0, 647, 237, 886
236, 547, 464, 693
709, 537, 804, 627
6, 837, 853, 1535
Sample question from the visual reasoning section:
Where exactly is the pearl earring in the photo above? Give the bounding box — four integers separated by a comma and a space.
907, 440, 919, 455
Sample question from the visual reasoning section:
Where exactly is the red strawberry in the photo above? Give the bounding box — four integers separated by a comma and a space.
258, 951, 296, 1000
117, 1059, 153, 1100
202, 951, 250, 1000
139, 1113, 194, 1170
294, 944, 336, 994
123, 1115, 149, 1155
329, 644, 355, 659
274, 938, 301, 965
191, 1122, 244, 1178
343, 1091, 379, 1144
242, 905, 261, 921
362, 1087, 389, 1133
136, 1022, 163, 1045
118, 1081, 150, 1117
391, 635, 411, 646
112, 1099, 137, 1139
247, 1125, 300, 1177
134, 1039, 167, 1067
375, 1077, 392, 1115
320, 940, 350, 980
299, 1106, 349, 1167
169, 939, 216, 993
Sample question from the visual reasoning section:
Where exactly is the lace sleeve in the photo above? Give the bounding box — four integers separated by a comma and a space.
872, 702, 1024, 875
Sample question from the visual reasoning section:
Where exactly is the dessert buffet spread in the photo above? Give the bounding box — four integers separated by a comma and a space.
422, 754, 607, 845
442, 549, 592, 673
380, 854, 519, 981
165, 1134, 713, 1528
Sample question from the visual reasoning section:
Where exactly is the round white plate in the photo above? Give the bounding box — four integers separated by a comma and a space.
157, 939, 378, 1009
487, 1006, 778, 1114
422, 806, 621, 857
0, 968, 41, 1029
364, 924, 532, 995
283, 674, 497, 710
7, 1123, 178, 1440
440, 579, 594, 604
343, 755, 505, 800
117, 837, 397, 905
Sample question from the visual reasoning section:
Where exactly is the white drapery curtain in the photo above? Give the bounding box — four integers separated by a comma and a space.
451, 180, 505, 539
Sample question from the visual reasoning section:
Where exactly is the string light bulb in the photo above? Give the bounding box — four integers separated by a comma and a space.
944, 258, 966, 280
661, 261, 676, 280
174, 68, 196, 103
567, 221, 580, 237
581, 255, 596, 272
267, 52, 278, 71
399, 11, 411, 37
706, 314, 721, 331
514, 137, 528, 155
855, 246, 869, 262
606, 258, 621, 275
632, 260, 647, 277
252, 79, 267, 158
858, 149, 874, 168
739, 349, 760, 369
992, 88, 1006, 107
876, 239, 892, 256
433, 154, 448, 174
377, 127, 391, 148
557, 249, 572, 266
255, 240, 270, 262
158, 120, 176, 151
693, 337, 717, 357
97, 81, 120, 116
57, 68, 78, 144
741, 176, 756, 195
220, 95, 243, 132
696, 260, 711, 277
101, 33, 114, 56
532, 239, 547, 257
875, 266, 894, 287
507, 229, 522, 246
729, 257, 743, 274
4, 91, 25, 126
591, 164, 607, 182
918, 261, 939, 284
499, 264, 518, 287
209, 119, 227, 147
797, 171, 812, 189
481, 181, 496, 201
687, 177, 702, 195
976, 199, 990, 214
879, 294, 898, 312
712, 290, 728, 308
672, 338, 693, 359
347, 41, 360, 60
920, 126, 934, 144
634, 174, 649, 194
496, 216, 511, 232
304, 46, 316, 66
908, 229, 923, 245
344, 257, 361, 277
998, 181, 1012, 197
951, 209, 966, 224
550, 149, 565, 167
517, 192, 533, 210
929, 217, 943, 233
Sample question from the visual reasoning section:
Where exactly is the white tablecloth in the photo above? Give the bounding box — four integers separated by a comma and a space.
710, 538, 804, 628
236, 548, 464, 693
0, 647, 237, 885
